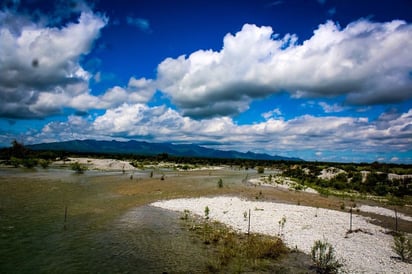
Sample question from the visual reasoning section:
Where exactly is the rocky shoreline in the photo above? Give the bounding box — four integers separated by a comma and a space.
152, 196, 412, 273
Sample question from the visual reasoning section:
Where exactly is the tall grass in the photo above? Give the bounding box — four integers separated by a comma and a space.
184, 215, 289, 272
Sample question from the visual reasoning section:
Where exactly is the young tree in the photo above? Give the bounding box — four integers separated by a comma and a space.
217, 178, 223, 188
311, 239, 342, 273
393, 234, 412, 263
10, 139, 28, 158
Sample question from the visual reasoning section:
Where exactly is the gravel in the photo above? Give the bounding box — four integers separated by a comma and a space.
152, 196, 412, 274
358, 205, 412, 222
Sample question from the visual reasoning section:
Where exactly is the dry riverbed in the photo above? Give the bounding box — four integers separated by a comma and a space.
152, 196, 412, 274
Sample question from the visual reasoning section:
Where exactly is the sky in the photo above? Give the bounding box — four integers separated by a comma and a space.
0, 0, 411, 163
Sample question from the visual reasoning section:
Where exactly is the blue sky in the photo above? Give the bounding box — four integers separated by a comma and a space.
1, 0, 411, 163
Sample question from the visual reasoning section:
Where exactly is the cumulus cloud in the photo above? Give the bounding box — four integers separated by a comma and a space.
99, 77, 156, 107
0, 10, 107, 118
27, 103, 411, 162
157, 20, 412, 118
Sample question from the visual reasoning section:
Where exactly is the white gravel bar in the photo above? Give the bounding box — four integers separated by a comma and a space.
358, 205, 412, 222
152, 196, 412, 274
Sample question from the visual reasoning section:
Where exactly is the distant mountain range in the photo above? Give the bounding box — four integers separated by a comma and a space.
27, 139, 302, 161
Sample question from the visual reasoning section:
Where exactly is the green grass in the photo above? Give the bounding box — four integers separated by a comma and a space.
182, 214, 313, 273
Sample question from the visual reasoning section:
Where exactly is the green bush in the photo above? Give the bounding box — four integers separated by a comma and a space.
392, 233, 412, 263
311, 239, 342, 273
70, 162, 87, 174
10, 156, 21, 168
22, 158, 37, 168
257, 166, 265, 174
38, 159, 50, 169
217, 178, 223, 188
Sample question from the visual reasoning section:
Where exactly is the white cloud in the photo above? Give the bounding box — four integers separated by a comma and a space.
262, 108, 282, 119
0, 9, 156, 116
94, 71, 101, 83
157, 20, 412, 118
318, 102, 345, 113
28, 104, 411, 162
99, 77, 156, 107
390, 156, 400, 162
0, 10, 107, 118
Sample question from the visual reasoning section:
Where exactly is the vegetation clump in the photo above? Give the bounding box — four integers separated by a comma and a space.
204, 206, 210, 220
310, 239, 342, 273
392, 233, 412, 263
217, 178, 223, 188
70, 162, 87, 174
38, 159, 50, 169
184, 215, 288, 272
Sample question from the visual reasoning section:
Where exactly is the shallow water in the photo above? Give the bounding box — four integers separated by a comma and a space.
1, 165, 323, 273
96, 205, 211, 273
0, 168, 212, 273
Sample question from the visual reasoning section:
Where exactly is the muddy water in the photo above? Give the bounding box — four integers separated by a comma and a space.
0, 168, 212, 273
93, 205, 211, 273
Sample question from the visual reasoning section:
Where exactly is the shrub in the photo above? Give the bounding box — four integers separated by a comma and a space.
10, 156, 21, 168
217, 178, 223, 188
392, 233, 412, 263
22, 158, 37, 168
38, 159, 50, 169
204, 206, 210, 219
71, 162, 87, 174
245, 234, 288, 259
180, 209, 190, 220
257, 166, 265, 174
278, 215, 286, 236
311, 239, 342, 273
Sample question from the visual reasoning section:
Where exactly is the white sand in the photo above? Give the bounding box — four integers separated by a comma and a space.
248, 177, 318, 194
63, 157, 136, 171
152, 196, 412, 274
318, 167, 346, 180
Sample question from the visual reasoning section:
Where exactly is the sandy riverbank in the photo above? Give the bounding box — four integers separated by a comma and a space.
54, 157, 136, 171
152, 196, 412, 274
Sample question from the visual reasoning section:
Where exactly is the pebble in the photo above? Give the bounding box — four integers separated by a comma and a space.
152, 196, 412, 274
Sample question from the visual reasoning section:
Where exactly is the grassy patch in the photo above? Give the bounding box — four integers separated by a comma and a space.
182, 213, 313, 273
